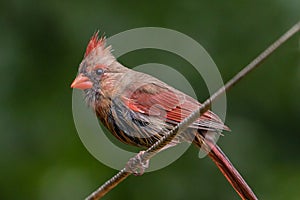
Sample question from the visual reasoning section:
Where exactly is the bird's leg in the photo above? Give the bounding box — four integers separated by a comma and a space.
125, 151, 149, 176
125, 140, 179, 175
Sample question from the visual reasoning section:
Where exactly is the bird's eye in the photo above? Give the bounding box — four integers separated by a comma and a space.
95, 68, 104, 75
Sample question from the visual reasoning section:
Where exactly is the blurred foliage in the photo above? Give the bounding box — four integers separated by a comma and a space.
0, 0, 299, 199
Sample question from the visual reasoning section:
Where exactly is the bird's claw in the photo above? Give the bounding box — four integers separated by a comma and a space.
125, 151, 149, 176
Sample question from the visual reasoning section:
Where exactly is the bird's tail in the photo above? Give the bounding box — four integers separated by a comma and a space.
194, 135, 258, 200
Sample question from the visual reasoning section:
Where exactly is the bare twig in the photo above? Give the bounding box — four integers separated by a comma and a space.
86, 21, 300, 200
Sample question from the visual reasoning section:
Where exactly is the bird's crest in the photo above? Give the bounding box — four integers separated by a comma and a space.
84, 31, 106, 57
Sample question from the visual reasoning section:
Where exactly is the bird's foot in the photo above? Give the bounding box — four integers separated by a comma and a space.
125, 151, 149, 176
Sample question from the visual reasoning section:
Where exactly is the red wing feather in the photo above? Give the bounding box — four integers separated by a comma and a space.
122, 84, 228, 131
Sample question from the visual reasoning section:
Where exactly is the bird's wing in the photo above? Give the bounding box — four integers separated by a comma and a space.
121, 82, 229, 132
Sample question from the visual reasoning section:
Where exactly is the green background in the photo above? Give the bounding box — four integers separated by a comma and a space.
1, 0, 299, 199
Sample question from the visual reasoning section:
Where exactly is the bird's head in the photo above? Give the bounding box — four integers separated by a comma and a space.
71, 31, 125, 105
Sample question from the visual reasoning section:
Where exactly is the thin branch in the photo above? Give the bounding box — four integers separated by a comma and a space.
86, 21, 300, 200
86, 169, 130, 199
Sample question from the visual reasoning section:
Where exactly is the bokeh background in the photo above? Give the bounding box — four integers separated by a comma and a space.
1, 0, 299, 199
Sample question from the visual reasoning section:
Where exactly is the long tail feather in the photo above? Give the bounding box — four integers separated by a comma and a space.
195, 136, 258, 200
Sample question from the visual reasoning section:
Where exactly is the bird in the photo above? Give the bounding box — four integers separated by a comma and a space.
71, 31, 257, 200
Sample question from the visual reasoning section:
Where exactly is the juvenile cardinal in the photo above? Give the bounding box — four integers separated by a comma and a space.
71, 32, 257, 200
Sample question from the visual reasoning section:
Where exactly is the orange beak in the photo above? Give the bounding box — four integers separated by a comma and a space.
71, 73, 93, 90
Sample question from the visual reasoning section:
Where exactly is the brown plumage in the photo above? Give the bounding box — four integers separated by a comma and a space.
71, 32, 257, 200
